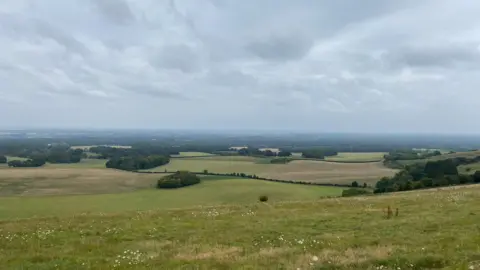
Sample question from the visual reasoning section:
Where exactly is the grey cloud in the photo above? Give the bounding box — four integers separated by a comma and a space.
1, 0, 480, 132
150, 45, 201, 73
33, 20, 89, 55
383, 44, 480, 69
245, 33, 314, 61
90, 0, 134, 25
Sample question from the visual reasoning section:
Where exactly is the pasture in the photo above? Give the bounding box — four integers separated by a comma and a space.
1, 184, 479, 269
147, 157, 397, 185
0, 178, 342, 219
324, 152, 386, 162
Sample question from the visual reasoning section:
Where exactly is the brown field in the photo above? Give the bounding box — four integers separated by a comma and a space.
0, 168, 161, 196
149, 158, 397, 185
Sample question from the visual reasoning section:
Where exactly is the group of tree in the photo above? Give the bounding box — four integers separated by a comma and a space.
301, 149, 338, 159
0, 155, 6, 164
374, 158, 480, 193
106, 155, 170, 171
0, 142, 86, 167
7, 158, 46, 168
157, 171, 201, 189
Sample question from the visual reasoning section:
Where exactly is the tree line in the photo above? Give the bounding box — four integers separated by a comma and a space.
374, 157, 480, 193
106, 155, 170, 171
137, 170, 353, 188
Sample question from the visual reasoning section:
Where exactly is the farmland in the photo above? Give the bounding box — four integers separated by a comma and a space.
324, 152, 386, 162
0, 167, 158, 196
146, 156, 397, 185
1, 184, 479, 269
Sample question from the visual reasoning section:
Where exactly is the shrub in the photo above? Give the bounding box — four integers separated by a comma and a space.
157, 171, 200, 189
259, 195, 268, 202
342, 188, 370, 197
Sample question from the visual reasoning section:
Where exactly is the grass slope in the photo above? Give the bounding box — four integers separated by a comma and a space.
147, 157, 396, 185
0, 179, 342, 219
1, 185, 479, 269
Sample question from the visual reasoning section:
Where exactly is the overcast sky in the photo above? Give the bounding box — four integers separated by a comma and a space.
1, 0, 479, 133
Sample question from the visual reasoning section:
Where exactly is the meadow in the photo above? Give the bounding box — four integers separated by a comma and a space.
0, 178, 343, 219
147, 156, 396, 185
1, 184, 479, 269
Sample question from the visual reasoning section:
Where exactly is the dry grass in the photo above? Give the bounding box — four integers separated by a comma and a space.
148, 158, 397, 185
0, 168, 159, 196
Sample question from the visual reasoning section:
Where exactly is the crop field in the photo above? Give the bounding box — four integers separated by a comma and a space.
324, 152, 386, 162
147, 157, 397, 185
170, 152, 215, 157
1, 184, 479, 269
0, 167, 159, 196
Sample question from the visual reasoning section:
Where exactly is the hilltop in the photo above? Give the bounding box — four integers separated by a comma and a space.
1, 184, 479, 269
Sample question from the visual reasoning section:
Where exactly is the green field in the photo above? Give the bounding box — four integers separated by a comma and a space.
324, 152, 386, 162
171, 152, 215, 157
1, 184, 479, 269
146, 156, 396, 185
458, 162, 480, 174
0, 178, 342, 219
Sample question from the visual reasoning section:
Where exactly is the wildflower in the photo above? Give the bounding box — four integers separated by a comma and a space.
312, 256, 319, 262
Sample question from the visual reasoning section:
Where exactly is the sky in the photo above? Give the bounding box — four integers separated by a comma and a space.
0, 0, 480, 133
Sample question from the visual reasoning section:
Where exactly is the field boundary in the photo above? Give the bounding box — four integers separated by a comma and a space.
134, 170, 353, 188
296, 158, 383, 163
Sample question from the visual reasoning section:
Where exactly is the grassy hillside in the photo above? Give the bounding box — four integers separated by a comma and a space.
0, 184, 479, 269
146, 157, 396, 185
0, 178, 342, 219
